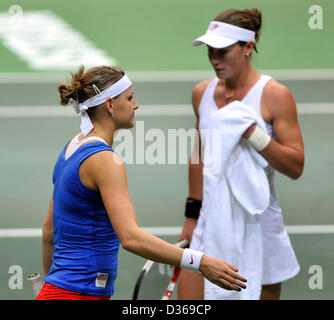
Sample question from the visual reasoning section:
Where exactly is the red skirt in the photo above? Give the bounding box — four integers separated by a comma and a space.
36, 282, 111, 300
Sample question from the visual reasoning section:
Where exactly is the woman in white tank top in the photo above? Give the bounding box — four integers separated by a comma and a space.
178, 8, 304, 300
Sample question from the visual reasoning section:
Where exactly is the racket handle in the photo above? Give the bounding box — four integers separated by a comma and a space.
162, 282, 176, 300
161, 266, 181, 300
27, 273, 43, 297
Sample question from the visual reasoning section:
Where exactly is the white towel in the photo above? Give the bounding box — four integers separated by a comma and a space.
200, 101, 271, 300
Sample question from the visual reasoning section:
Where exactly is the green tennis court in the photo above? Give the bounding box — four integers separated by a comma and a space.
0, 0, 333, 300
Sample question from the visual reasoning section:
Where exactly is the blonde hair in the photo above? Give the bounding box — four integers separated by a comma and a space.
58, 65, 125, 106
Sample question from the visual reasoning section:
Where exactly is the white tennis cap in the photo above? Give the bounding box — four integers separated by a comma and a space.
193, 21, 255, 48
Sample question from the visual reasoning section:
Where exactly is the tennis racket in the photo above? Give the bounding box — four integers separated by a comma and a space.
132, 239, 189, 300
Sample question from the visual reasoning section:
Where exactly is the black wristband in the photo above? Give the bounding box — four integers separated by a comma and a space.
185, 197, 202, 219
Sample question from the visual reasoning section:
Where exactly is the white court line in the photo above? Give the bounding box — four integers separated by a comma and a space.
285, 225, 334, 234
1, 225, 334, 238
0, 69, 334, 83
0, 103, 333, 118
0, 228, 42, 238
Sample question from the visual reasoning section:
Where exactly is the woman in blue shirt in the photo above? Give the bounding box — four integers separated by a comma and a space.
37, 65, 247, 300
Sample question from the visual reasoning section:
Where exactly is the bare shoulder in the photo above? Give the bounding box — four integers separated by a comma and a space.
81, 149, 126, 182
192, 78, 214, 116
86, 149, 123, 165
263, 78, 297, 119
263, 79, 294, 100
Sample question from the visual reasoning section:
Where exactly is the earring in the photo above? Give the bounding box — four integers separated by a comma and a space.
246, 52, 250, 57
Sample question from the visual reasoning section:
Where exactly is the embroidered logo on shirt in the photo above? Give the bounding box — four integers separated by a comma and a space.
95, 272, 108, 288
190, 255, 194, 265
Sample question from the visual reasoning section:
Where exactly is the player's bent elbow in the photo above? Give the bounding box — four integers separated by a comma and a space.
120, 237, 136, 252
118, 227, 141, 253
121, 238, 144, 255
289, 158, 304, 180
290, 168, 303, 180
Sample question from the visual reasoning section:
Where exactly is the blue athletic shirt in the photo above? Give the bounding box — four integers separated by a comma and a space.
44, 141, 120, 296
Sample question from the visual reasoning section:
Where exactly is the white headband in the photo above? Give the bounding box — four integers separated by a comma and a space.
70, 74, 132, 137
193, 21, 255, 48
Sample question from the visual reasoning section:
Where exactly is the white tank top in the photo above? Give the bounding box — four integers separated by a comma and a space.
198, 74, 278, 200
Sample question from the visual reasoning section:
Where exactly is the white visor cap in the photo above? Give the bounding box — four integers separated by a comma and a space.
193, 21, 255, 49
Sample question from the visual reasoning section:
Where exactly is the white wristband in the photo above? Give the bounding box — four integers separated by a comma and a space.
247, 125, 271, 151
180, 248, 204, 271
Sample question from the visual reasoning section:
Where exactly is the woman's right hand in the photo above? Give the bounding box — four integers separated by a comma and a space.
178, 217, 198, 243
199, 255, 247, 291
